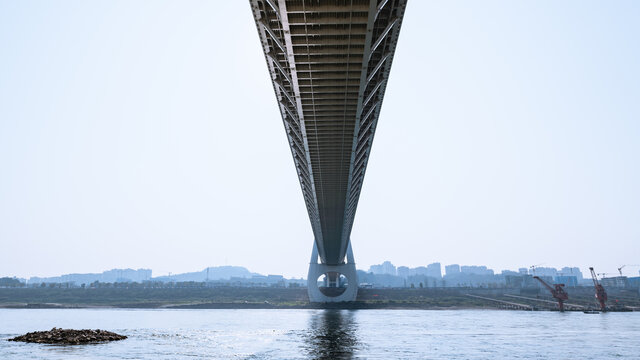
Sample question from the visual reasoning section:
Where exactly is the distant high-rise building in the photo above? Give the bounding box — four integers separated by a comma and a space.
601, 276, 628, 288
426, 263, 442, 279
368, 261, 396, 276
518, 268, 528, 275
397, 266, 414, 278
381, 261, 396, 276
501, 270, 520, 276
560, 267, 583, 280
532, 267, 558, 277
102, 268, 152, 282
460, 265, 494, 276
413, 266, 428, 276
555, 275, 579, 287
445, 264, 460, 276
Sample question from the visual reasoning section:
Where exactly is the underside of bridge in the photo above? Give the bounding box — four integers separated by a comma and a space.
250, 0, 406, 301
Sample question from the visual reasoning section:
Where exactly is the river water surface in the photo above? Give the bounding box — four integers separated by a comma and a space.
1, 309, 638, 359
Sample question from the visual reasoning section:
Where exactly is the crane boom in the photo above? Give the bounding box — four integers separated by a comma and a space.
533, 276, 569, 311
618, 264, 640, 276
589, 267, 608, 311
618, 265, 626, 276
533, 276, 555, 292
589, 267, 599, 287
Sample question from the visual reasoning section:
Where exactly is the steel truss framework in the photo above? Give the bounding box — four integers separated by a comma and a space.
250, 0, 407, 266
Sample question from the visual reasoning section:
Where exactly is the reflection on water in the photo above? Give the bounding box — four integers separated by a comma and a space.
304, 310, 358, 360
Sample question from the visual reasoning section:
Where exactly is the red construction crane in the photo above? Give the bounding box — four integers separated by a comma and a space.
533, 276, 569, 311
589, 267, 608, 311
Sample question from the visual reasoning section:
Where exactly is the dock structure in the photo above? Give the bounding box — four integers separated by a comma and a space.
250, 0, 407, 302
466, 294, 534, 311
503, 294, 586, 311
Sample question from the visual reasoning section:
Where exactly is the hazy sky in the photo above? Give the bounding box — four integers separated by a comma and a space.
1, 1, 639, 279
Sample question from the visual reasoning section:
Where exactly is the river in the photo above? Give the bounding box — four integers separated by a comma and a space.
1, 309, 638, 359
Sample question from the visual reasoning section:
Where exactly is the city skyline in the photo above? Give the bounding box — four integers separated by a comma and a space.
5, 260, 639, 283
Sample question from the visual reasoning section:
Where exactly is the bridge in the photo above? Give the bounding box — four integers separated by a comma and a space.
250, 0, 407, 302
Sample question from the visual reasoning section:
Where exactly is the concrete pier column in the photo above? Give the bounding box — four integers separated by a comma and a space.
307, 242, 358, 303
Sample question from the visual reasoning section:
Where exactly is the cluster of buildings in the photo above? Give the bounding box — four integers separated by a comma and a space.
363, 261, 640, 289
5, 267, 304, 289
28, 268, 152, 285
3, 263, 639, 290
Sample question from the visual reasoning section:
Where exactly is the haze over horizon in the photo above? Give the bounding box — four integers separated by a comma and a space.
11, 261, 638, 283
1, 1, 639, 280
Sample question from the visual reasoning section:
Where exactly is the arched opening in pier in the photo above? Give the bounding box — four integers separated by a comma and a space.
317, 272, 348, 297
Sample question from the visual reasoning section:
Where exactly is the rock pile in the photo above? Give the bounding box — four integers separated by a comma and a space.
8, 328, 127, 344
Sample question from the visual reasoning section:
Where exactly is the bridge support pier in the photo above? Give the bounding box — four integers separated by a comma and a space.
307, 242, 358, 303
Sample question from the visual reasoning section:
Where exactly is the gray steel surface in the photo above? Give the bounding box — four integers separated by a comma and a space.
250, 0, 406, 265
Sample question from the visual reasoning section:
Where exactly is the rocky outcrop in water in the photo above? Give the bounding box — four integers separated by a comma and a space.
8, 328, 127, 344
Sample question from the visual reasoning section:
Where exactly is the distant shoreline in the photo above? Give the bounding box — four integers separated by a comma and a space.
1, 287, 638, 311
0, 302, 489, 310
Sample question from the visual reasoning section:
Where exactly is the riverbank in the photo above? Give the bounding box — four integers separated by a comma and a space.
0, 302, 492, 310
1, 287, 638, 310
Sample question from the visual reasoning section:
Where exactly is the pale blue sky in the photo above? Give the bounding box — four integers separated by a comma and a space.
1, 1, 639, 279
